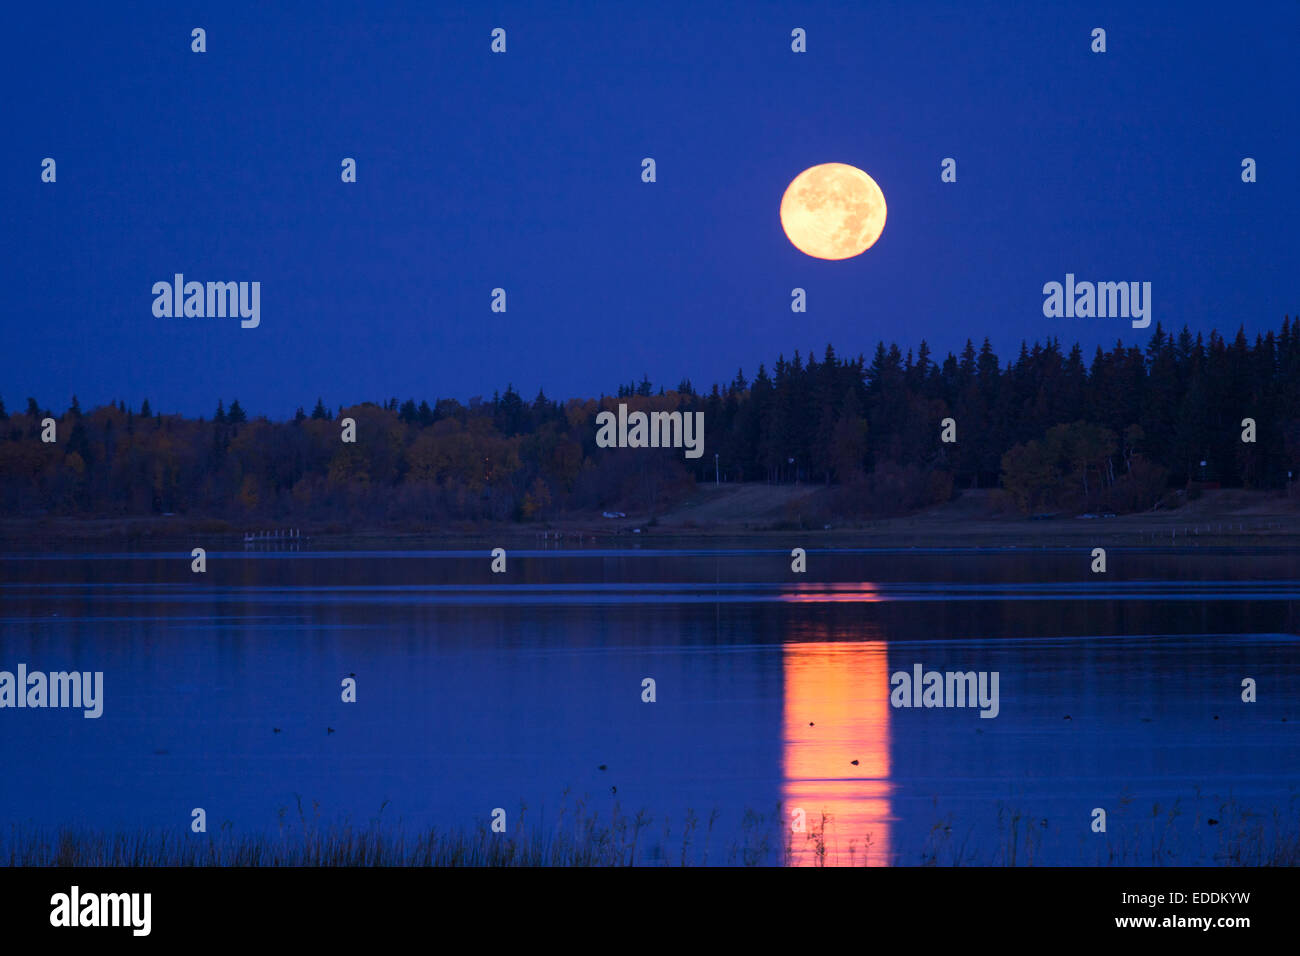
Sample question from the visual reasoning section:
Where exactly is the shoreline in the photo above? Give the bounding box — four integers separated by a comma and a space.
5, 796, 1294, 866
2, 513, 1297, 552
2, 484, 1296, 551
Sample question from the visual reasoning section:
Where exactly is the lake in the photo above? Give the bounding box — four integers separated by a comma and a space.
1, 543, 1297, 865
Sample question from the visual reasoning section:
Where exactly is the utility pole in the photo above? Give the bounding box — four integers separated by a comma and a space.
714, 452, 719, 486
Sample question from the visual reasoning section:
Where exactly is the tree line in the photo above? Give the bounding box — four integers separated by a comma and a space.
2, 317, 1298, 525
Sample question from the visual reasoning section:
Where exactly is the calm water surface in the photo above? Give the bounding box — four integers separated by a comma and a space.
2, 544, 1297, 865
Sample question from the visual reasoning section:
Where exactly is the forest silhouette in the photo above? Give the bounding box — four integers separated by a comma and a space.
3, 319, 1298, 526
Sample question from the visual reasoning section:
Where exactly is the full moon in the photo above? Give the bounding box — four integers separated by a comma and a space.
780, 163, 887, 260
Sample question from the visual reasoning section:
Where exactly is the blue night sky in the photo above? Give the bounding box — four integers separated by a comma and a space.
5, 1, 1297, 417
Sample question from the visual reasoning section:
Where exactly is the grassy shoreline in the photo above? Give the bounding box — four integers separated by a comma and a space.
6, 798, 1297, 866
3, 487, 1296, 551
2, 496, 1300, 548
2, 517, 1297, 551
